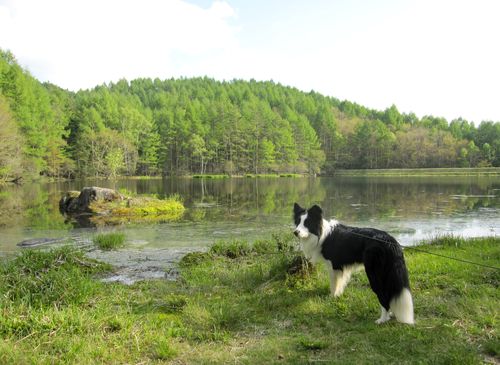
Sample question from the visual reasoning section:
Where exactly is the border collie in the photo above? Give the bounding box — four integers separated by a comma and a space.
293, 203, 414, 324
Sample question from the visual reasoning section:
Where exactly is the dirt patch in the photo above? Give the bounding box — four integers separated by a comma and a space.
86, 247, 203, 285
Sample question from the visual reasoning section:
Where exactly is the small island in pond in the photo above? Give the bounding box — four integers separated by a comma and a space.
59, 186, 185, 225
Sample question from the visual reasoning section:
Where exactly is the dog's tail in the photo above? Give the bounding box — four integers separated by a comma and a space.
390, 288, 414, 324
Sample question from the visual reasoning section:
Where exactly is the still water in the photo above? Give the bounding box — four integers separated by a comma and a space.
1, 176, 499, 253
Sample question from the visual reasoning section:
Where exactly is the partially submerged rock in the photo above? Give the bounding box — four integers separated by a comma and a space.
17, 237, 67, 248
59, 187, 185, 225
60, 187, 123, 214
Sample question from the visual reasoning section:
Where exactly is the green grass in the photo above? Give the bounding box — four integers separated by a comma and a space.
335, 167, 500, 176
192, 174, 229, 179
93, 232, 126, 250
190, 174, 302, 178
0, 246, 110, 309
0, 235, 498, 364
244, 173, 303, 178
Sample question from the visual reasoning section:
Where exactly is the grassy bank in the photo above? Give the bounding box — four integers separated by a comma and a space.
334, 167, 500, 176
191, 173, 303, 178
0, 235, 498, 364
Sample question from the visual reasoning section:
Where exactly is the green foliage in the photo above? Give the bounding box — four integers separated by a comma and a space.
93, 232, 125, 250
0, 50, 73, 178
0, 95, 23, 182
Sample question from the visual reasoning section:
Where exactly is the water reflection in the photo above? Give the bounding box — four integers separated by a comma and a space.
0, 176, 499, 251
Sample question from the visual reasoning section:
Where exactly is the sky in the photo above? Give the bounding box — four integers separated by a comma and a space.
0, 0, 499, 124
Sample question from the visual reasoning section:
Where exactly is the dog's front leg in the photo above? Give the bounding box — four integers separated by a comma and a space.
326, 261, 342, 297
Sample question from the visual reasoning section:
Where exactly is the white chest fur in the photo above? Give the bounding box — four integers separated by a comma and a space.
299, 219, 337, 264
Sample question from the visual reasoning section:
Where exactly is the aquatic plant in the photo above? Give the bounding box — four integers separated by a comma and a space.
93, 232, 126, 250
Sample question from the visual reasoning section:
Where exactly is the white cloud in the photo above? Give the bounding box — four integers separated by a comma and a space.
0, 0, 499, 123
0, 0, 239, 90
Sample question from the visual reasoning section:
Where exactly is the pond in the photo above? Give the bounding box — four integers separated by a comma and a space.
1, 176, 499, 283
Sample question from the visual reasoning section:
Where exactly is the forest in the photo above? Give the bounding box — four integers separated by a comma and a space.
1, 49, 499, 181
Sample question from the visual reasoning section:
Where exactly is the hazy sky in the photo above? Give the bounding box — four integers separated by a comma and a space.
1, 0, 499, 123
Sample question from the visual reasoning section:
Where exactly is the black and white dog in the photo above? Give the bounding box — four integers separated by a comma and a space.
293, 203, 414, 324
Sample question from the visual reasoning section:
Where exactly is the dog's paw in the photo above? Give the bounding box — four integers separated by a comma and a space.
375, 317, 390, 324
375, 314, 392, 324
331, 288, 345, 297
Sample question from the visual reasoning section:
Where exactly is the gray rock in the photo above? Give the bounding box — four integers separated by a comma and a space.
59, 187, 124, 214
17, 237, 66, 247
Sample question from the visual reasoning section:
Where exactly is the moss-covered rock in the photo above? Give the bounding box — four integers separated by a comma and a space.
59, 187, 185, 225
59, 187, 124, 214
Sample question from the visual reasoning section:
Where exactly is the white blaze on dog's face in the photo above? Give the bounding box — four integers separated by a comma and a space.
294, 212, 310, 239
293, 203, 323, 240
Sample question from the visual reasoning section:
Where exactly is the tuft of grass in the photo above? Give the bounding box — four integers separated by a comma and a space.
104, 318, 123, 333
179, 251, 212, 267
117, 187, 134, 197
252, 238, 276, 254
93, 232, 125, 250
209, 239, 252, 258
0, 246, 109, 309
298, 337, 329, 351
209, 232, 297, 259
161, 294, 188, 313
153, 339, 178, 360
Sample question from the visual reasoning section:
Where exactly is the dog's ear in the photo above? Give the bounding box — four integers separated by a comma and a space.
293, 203, 304, 214
308, 204, 323, 218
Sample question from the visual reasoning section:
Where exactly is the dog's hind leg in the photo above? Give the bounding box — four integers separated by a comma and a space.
363, 246, 393, 323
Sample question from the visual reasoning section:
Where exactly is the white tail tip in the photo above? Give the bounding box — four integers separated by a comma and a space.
390, 288, 414, 324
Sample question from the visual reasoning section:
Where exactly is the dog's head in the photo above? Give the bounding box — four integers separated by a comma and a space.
293, 203, 323, 239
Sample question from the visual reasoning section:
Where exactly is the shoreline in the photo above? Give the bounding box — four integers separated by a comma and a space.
3, 167, 500, 184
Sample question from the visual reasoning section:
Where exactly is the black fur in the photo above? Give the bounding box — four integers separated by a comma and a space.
294, 203, 411, 313
293, 203, 305, 226
322, 224, 410, 311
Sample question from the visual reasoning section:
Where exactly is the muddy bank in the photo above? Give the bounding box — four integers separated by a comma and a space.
16, 234, 202, 285
86, 247, 203, 285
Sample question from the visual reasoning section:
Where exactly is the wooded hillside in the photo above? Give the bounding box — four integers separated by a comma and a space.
1, 49, 499, 180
